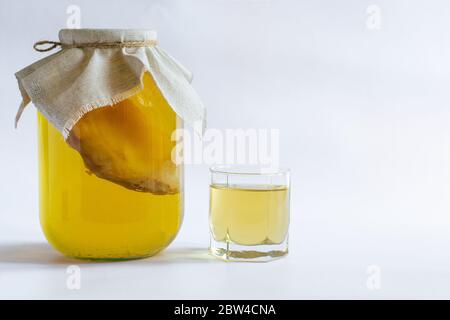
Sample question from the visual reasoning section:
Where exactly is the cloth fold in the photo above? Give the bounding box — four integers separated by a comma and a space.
15, 29, 206, 138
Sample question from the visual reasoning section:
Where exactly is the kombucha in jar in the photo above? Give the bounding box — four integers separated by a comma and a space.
38, 73, 184, 260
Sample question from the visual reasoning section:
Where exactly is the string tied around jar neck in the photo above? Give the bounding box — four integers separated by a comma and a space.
33, 39, 158, 52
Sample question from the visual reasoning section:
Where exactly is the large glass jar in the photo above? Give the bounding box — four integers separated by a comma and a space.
37, 73, 183, 260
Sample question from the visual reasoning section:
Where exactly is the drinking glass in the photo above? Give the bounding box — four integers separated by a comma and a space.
209, 166, 290, 262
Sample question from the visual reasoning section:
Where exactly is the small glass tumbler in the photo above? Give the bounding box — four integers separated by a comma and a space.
209, 166, 290, 262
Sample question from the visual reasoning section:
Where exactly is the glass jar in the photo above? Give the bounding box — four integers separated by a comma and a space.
37, 73, 183, 260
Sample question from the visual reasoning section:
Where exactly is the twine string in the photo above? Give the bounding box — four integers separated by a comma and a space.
33, 40, 157, 52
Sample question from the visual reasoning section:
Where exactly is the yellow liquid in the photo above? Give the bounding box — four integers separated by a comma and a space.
38, 73, 183, 260
209, 185, 289, 246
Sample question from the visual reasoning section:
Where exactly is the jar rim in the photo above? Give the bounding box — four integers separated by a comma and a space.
59, 29, 158, 45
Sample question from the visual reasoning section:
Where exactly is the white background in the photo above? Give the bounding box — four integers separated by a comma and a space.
1, 0, 450, 299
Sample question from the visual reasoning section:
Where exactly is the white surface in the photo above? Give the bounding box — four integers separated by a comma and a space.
1, 0, 450, 299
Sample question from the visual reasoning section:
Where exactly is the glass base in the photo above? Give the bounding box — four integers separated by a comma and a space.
209, 236, 288, 262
